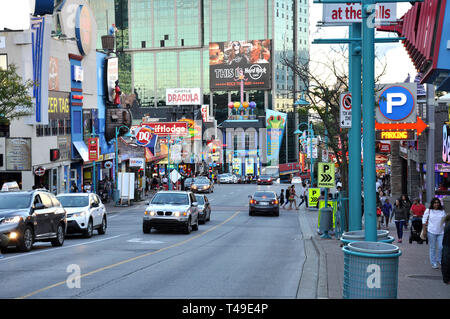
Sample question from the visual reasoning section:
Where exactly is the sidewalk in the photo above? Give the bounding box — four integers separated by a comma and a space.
297, 205, 449, 299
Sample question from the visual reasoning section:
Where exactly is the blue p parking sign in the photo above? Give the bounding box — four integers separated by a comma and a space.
378, 85, 415, 121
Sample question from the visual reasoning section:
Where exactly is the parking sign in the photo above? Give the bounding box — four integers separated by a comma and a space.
376, 83, 417, 124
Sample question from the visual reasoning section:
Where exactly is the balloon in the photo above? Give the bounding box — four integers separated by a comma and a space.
234, 102, 240, 109
249, 102, 256, 109
228, 102, 234, 109
243, 102, 249, 108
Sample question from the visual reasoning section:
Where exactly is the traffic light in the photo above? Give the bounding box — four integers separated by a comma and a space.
50, 149, 60, 161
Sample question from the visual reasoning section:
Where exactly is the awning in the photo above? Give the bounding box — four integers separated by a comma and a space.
73, 141, 89, 162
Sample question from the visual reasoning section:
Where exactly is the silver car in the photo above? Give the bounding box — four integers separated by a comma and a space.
143, 191, 199, 234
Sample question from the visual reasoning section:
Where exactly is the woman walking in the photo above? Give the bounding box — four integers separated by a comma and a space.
391, 199, 407, 243
423, 198, 446, 269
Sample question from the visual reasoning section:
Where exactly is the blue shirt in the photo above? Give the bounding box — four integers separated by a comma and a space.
382, 202, 392, 215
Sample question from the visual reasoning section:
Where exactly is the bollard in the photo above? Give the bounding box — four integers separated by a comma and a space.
343, 241, 401, 299
319, 207, 333, 239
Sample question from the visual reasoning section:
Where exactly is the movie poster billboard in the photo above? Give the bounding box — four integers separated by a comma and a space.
209, 39, 272, 91
266, 110, 287, 166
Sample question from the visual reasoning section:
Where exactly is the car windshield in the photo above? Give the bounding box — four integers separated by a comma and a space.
0, 193, 32, 209
151, 193, 189, 205
260, 175, 271, 179
193, 178, 209, 184
57, 196, 89, 207
185, 178, 193, 183
254, 192, 276, 199
195, 196, 205, 205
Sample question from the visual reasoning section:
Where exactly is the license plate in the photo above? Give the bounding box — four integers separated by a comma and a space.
259, 202, 269, 205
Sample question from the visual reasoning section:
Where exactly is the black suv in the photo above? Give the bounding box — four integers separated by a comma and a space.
0, 190, 67, 252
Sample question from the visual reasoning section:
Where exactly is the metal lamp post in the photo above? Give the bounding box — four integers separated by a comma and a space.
294, 121, 315, 186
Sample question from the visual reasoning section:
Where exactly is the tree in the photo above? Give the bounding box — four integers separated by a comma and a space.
0, 64, 34, 124
281, 47, 386, 193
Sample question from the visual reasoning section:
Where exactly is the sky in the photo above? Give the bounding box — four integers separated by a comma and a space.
308, 1, 418, 84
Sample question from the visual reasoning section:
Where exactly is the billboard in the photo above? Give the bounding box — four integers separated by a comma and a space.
209, 39, 272, 91
266, 110, 287, 166
166, 88, 201, 105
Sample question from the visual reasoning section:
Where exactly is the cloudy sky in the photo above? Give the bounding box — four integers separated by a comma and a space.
308, 1, 417, 84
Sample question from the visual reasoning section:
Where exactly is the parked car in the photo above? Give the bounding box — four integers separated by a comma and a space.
234, 175, 243, 183
0, 190, 67, 252
219, 173, 237, 184
190, 178, 214, 193
257, 175, 273, 185
183, 178, 194, 190
248, 191, 279, 216
195, 194, 211, 224
143, 191, 199, 234
57, 193, 107, 238
291, 176, 302, 184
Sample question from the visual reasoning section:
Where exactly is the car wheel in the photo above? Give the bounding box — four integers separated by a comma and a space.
84, 219, 94, 238
207, 210, 211, 222
97, 216, 107, 235
249, 210, 254, 216
193, 215, 199, 231
19, 226, 34, 252
274, 210, 279, 217
143, 223, 151, 234
184, 218, 192, 234
51, 223, 65, 247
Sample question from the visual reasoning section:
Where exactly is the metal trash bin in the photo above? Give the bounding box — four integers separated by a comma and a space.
319, 207, 333, 239
341, 230, 393, 245
343, 241, 401, 299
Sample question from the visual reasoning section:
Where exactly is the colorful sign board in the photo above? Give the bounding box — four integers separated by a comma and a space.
375, 117, 428, 136
166, 88, 201, 105
201, 105, 209, 122
318, 162, 335, 188
322, 3, 397, 25
375, 130, 416, 141
443, 125, 450, 164
88, 137, 99, 161
143, 122, 189, 137
266, 109, 287, 166
209, 39, 272, 90
308, 188, 320, 207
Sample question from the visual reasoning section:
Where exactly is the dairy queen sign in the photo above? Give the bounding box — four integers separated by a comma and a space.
166, 88, 201, 106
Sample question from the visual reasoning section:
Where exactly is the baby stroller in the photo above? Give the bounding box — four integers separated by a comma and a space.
409, 217, 428, 244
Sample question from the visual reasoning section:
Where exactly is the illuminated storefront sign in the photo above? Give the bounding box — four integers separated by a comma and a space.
376, 130, 415, 141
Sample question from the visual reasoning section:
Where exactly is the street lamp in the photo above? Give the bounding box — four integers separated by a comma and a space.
114, 125, 133, 204
295, 121, 315, 186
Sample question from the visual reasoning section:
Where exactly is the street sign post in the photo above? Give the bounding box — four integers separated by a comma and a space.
308, 188, 320, 207
340, 92, 352, 128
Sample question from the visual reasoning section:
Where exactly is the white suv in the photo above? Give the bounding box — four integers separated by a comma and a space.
57, 193, 107, 238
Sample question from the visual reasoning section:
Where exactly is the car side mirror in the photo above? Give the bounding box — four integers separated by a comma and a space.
145, 201, 150, 205
34, 203, 45, 210
192, 202, 198, 207
248, 195, 252, 199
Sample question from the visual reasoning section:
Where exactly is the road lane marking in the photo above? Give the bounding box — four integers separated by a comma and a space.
17, 210, 241, 299
0, 235, 123, 262
127, 238, 164, 244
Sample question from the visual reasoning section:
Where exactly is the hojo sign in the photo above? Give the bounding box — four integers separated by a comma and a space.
144, 122, 189, 137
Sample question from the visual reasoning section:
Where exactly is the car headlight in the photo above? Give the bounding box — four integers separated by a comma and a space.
192, 185, 198, 189
1, 216, 22, 224
144, 211, 156, 216
174, 212, 188, 217
69, 211, 87, 218
203, 185, 209, 189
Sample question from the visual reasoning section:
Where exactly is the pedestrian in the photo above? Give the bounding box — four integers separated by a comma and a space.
376, 203, 383, 230
288, 186, 298, 210
410, 198, 426, 218
400, 194, 412, 230
279, 189, 285, 207
441, 211, 450, 284
391, 199, 407, 243
382, 198, 392, 229
422, 198, 446, 269
70, 182, 78, 193
297, 183, 306, 208
282, 187, 290, 209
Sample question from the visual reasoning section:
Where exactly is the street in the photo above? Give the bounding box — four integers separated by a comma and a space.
0, 183, 305, 299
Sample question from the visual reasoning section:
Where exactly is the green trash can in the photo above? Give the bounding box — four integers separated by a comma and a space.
343, 241, 401, 299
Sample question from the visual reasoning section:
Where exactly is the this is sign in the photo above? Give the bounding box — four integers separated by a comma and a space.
376, 83, 417, 124
144, 122, 189, 137
308, 188, 320, 207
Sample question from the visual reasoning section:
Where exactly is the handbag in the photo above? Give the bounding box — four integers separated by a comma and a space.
420, 211, 429, 240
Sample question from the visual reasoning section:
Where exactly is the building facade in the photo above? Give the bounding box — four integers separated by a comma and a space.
89, 0, 310, 164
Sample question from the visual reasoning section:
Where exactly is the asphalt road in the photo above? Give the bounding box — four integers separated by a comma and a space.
0, 183, 306, 299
